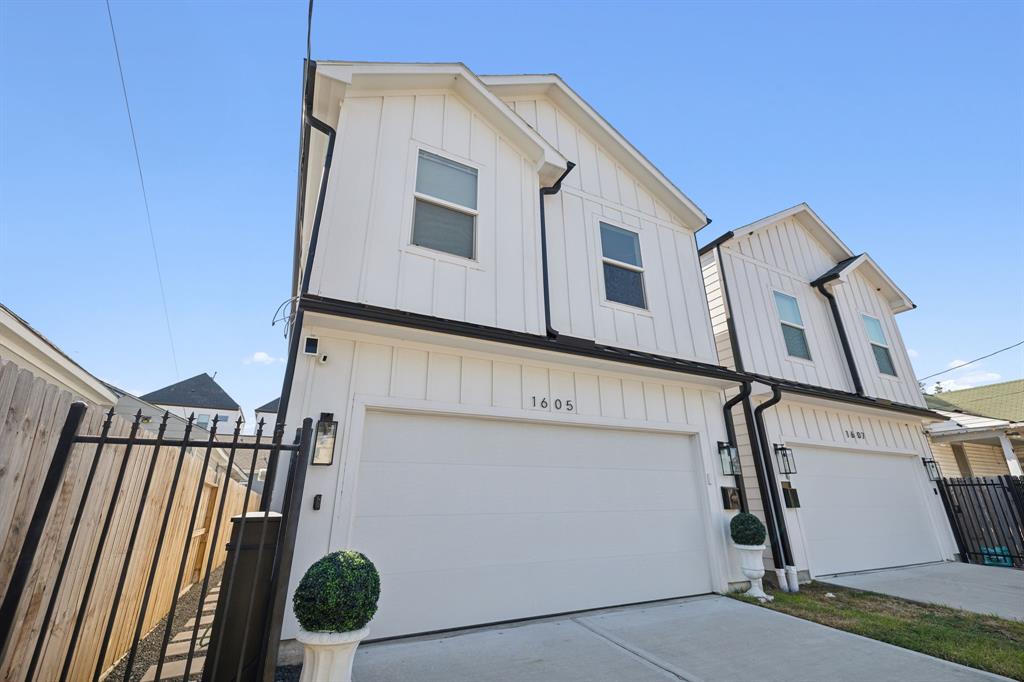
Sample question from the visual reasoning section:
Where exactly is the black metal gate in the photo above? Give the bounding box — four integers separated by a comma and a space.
0, 402, 312, 681
937, 475, 1024, 569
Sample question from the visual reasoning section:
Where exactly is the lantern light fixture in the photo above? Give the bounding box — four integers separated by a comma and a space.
312, 412, 338, 466
774, 444, 797, 475
922, 457, 942, 482
718, 441, 740, 476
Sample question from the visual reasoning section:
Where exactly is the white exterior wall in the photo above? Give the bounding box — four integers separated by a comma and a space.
308, 91, 546, 335
833, 268, 926, 407
717, 218, 854, 390
279, 316, 745, 640
505, 96, 718, 364
758, 395, 957, 575
155, 403, 243, 431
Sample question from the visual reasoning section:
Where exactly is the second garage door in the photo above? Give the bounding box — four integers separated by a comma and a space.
348, 410, 715, 638
793, 446, 944, 576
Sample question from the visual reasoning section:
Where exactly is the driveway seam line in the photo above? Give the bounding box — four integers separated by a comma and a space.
570, 617, 702, 682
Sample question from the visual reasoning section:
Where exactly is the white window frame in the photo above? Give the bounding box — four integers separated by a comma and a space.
772, 290, 813, 362
409, 148, 480, 262
598, 221, 648, 311
862, 313, 898, 377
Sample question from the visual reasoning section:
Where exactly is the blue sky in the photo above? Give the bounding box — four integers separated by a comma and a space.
1, 0, 1021, 425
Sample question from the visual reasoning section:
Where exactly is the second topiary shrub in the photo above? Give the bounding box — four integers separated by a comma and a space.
293, 550, 381, 633
730, 512, 767, 546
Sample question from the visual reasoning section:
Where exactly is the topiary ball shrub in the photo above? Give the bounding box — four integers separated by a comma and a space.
730, 512, 767, 546
293, 550, 381, 633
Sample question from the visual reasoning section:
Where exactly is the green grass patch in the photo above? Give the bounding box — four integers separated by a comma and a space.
731, 581, 1024, 680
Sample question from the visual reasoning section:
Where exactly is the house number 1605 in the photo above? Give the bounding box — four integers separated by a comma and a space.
531, 396, 574, 412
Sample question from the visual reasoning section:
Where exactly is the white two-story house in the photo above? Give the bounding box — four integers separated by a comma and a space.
276, 61, 758, 641
700, 204, 956, 582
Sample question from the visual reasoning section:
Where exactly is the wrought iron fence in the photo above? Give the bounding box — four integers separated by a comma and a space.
937, 475, 1024, 570
0, 402, 311, 681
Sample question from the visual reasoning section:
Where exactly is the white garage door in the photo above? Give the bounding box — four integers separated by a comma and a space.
794, 446, 943, 576
350, 410, 714, 638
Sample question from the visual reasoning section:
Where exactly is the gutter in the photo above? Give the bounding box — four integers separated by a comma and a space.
752, 385, 799, 592
812, 275, 864, 396
300, 295, 750, 385
697, 230, 734, 257
538, 162, 576, 337
722, 383, 751, 512
266, 60, 337, 509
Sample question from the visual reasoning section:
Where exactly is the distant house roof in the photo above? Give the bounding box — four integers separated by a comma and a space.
924, 380, 1024, 422
140, 373, 240, 411
255, 397, 280, 414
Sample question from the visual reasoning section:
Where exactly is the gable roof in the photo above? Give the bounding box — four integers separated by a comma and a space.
479, 74, 709, 231
140, 373, 240, 411
708, 202, 915, 314
924, 380, 1024, 422
314, 62, 569, 186
255, 397, 280, 414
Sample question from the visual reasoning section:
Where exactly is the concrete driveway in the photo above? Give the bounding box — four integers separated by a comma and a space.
822, 562, 1024, 622
352, 595, 1007, 681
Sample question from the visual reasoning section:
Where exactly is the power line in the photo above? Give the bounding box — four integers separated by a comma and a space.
105, 0, 180, 378
918, 340, 1024, 382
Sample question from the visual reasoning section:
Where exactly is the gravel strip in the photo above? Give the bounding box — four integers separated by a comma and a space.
103, 566, 223, 682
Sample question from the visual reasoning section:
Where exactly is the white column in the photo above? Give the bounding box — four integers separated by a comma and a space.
998, 433, 1022, 476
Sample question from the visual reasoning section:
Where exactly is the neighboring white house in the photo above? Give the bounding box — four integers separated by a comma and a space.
254, 397, 280, 430
699, 203, 956, 580
0, 302, 116, 406
140, 372, 244, 432
924, 381, 1024, 477
276, 61, 751, 642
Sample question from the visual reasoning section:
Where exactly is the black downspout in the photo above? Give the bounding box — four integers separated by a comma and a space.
264, 72, 337, 509
815, 279, 864, 396
752, 386, 796, 572
717, 243, 786, 570
740, 394, 785, 572
716, 245, 744, 372
722, 383, 751, 512
538, 162, 576, 338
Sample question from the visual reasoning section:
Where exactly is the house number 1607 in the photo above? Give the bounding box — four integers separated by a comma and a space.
531, 396, 574, 412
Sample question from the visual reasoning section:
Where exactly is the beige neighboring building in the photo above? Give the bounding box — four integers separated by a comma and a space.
925, 380, 1024, 477
0, 302, 115, 406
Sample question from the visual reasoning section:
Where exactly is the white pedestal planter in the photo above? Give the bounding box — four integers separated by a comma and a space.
734, 543, 772, 601
296, 626, 370, 682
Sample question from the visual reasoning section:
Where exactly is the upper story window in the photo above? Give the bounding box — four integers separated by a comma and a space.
773, 291, 811, 361
196, 414, 210, 429
412, 150, 478, 260
862, 314, 897, 376
600, 222, 647, 309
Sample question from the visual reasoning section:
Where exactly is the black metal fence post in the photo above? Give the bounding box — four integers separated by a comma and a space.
0, 401, 87, 663
259, 417, 313, 681
935, 478, 969, 563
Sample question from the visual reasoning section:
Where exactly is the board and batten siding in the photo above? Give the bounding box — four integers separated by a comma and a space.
278, 320, 744, 639
503, 95, 718, 365
833, 268, 926, 407
309, 92, 546, 334
718, 219, 854, 391
757, 395, 958, 567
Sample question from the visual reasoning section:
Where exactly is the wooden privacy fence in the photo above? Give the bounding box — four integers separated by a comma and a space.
938, 475, 1024, 570
0, 358, 258, 680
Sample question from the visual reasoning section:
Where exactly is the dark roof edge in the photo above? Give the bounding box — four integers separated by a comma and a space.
300, 295, 748, 384
697, 230, 735, 257
751, 374, 939, 420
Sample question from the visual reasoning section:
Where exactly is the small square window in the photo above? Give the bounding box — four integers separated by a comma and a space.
412, 151, 478, 259
774, 291, 811, 361
600, 222, 646, 309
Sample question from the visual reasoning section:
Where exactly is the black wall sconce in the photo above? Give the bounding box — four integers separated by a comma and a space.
922, 457, 942, 482
774, 444, 796, 475
718, 441, 740, 476
312, 412, 338, 466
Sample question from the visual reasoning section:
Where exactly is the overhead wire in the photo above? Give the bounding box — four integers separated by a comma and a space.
917, 340, 1024, 382
105, 0, 180, 377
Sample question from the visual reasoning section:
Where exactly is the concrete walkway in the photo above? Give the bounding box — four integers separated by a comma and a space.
822, 562, 1024, 622
352, 595, 1008, 682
